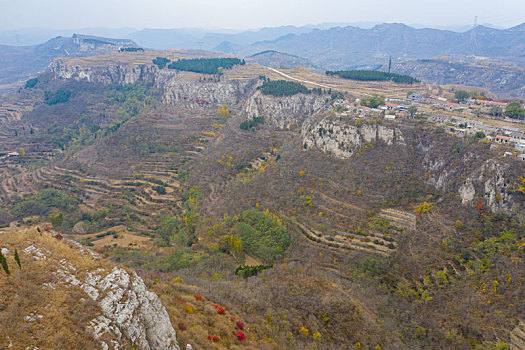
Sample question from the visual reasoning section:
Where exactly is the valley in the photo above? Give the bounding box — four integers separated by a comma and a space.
0, 49, 524, 350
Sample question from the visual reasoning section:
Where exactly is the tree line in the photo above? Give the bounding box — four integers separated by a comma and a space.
44, 90, 71, 105
257, 80, 311, 96
326, 70, 420, 84
240, 115, 264, 130
151, 57, 246, 74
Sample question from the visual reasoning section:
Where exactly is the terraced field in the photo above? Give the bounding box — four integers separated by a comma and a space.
511, 321, 525, 350
294, 208, 415, 256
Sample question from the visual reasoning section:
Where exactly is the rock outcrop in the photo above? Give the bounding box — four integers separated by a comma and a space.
84, 267, 179, 350
162, 77, 258, 109
22, 237, 179, 350
51, 59, 170, 86
301, 116, 404, 158
422, 144, 524, 216
456, 159, 515, 213
245, 91, 325, 129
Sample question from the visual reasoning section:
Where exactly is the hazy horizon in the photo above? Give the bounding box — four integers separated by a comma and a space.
1, 0, 525, 31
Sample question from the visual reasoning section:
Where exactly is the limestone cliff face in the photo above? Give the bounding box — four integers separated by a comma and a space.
84, 267, 179, 350
301, 116, 405, 158
50, 59, 259, 110
456, 159, 516, 213
51, 59, 170, 86
162, 77, 258, 109
422, 147, 523, 216
244, 91, 325, 129
22, 239, 180, 350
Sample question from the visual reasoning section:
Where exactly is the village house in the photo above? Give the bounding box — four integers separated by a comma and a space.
509, 131, 525, 142
427, 95, 447, 103
385, 103, 401, 110
475, 100, 507, 108
408, 93, 424, 102
495, 135, 511, 144
395, 111, 411, 118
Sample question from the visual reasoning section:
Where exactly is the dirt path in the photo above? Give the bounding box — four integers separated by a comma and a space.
266, 67, 333, 89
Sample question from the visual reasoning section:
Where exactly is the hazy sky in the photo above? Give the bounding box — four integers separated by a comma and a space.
1, 0, 525, 30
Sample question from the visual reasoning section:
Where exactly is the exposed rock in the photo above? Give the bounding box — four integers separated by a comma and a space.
459, 179, 476, 205
301, 116, 404, 158
51, 59, 170, 86
83, 267, 179, 350
162, 76, 258, 109
510, 320, 525, 350
245, 91, 325, 129
422, 146, 523, 215
24, 239, 179, 350
23, 244, 50, 260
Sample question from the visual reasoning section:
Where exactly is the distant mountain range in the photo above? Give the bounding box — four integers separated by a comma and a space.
124, 22, 525, 70
0, 34, 135, 93
1, 22, 525, 97
234, 23, 525, 70
4, 22, 519, 71
0, 22, 511, 47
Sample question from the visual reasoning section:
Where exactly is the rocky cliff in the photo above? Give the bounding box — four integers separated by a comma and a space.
245, 91, 325, 129
301, 115, 405, 158
423, 150, 523, 216
50, 58, 260, 110
51, 59, 171, 86
162, 76, 259, 109
301, 116, 524, 217
0, 226, 180, 350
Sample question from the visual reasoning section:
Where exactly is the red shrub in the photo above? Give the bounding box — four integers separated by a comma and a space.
236, 321, 245, 330
194, 294, 203, 301
212, 335, 220, 342
235, 331, 246, 341
207, 335, 212, 340
214, 303, 225, 314
178, 322, 186, 331
53, 233, 63, 240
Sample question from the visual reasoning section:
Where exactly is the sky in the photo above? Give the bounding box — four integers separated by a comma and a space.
1, 0, 525, 31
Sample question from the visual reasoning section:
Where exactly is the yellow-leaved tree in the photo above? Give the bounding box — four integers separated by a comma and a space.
217, 104, 229, 116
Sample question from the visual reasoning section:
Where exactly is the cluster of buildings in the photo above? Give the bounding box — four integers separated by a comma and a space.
327, 92, 525, 161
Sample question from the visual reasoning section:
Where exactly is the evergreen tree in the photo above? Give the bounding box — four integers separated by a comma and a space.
326, 70, 419, 84
257, 80, 310, 96
0, 251, 9, 275
167, 58, 243, 74
14, 249, 21, 269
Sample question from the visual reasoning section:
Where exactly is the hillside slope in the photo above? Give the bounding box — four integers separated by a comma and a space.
0, 225, 179, 350
380, 59, 525, 99
0, 52, 524, 349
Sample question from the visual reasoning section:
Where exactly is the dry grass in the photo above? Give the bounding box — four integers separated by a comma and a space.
149, 278, 276, 350
78, 225, 154, 249
0, 225, 107, 349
